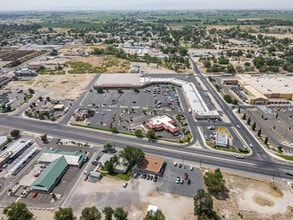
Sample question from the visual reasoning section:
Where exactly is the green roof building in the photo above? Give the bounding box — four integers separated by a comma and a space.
31, 156, 68, 192
37, 149, 87, 167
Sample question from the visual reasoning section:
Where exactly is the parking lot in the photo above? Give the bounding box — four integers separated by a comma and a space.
242, 106, 293, 151
0, 88, 31, 111
156, 161, 204, 197
77, 84, 191, 140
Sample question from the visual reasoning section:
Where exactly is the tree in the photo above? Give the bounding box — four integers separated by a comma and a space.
28, 88, 35, 94
278, 146, 283, 153
120, 145, 144, 167
247, 117, 251, 125
252, 122, 256, 131
96, 87, 104, 94
223, 95, 232, 103
117, 88, 123, 94
104, 142, 114, 151
103, 207, 114, 220
253, 56, 265, 69
242, 113, 246, 120
114, 207, 128, 220
80, 206, 101, 220
3, 202, 33, 220
146, 129, 156, 139
133, 87, 140, 93
257, 128, 262, 137
134, 129, 143, 137
193, 189, 215, 219
111, 127, 118, 133
203, 60, 211, 68
144, 210, 165, 220
204, 168, 225, 194
10, 129, 20, 138
264, 137, 268, 145
104, 160, 114, 174
226, 64, 236, 73
54, 207, 74, 220
51, 193, 57, 200
41, 133, 48, 143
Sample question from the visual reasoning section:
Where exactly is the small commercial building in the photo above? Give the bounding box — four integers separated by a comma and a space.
215, 133, 228, 147
146, 115, 179, 134
74, 108, 95, 121
37, 149, 87, 167
14, 68, 37, 77
136, 154, 165, 176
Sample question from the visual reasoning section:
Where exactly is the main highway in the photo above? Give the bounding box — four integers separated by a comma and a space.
0, 60, 292, 181
0, 111, 292, 180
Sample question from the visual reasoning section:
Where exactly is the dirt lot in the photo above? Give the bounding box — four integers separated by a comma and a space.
213, 171, 293, 220
1, 170, 292, 219
139, 62, 177, 74
64, 176, 196, 220
5, 74, 95, 100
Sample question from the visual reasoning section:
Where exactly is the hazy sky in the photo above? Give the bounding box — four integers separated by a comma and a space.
1, 0, 293, 11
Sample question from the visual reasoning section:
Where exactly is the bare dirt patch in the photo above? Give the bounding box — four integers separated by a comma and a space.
138, 62, 177, 74
253, 195, 274, 207
63, 176, 195, 220
213, 171, 293, 220
5, 74, 95, 100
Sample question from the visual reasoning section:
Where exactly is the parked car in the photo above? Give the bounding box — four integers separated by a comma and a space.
180, 178, 184, 184
183, 173, 188, 180
34, 173, 40, 177
176, 177, 180, 184
123, 182, 128, 188
32, 192, 38, 198
92, 160, 98, 166
153, 175, 158, 182
187, 179, 191, 185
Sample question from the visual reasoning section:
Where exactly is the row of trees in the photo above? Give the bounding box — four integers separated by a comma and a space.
3, 202, 165, 220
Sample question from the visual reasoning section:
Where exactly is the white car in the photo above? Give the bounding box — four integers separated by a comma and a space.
123, 182, 128, 188
176, 177, 180, 184
236, 155, 245, 159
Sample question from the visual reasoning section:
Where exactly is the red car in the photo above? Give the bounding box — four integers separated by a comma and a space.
183, 173, 188, 180
32, 192, 38, 198
34, 173, 40, 177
